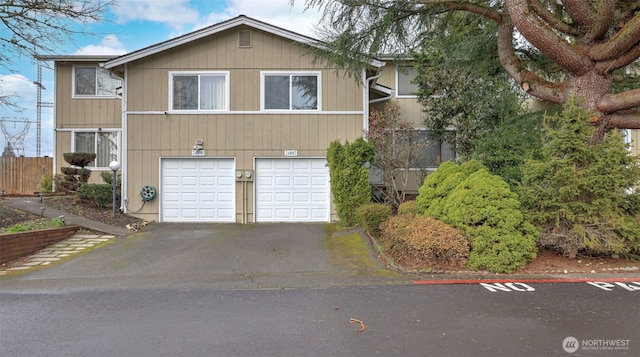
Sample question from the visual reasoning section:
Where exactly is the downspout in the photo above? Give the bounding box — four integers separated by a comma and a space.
369, 91, 394, 104
51, 63, 57, 191
121, 64, 128, 213
364, 63, 387, 134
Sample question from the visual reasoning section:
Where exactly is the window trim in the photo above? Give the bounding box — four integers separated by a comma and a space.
72, 65, 121, 99
70, 129, 121, 170
260, 71, 322, 112
396, 64, 419, 98
168, 71, 230, 112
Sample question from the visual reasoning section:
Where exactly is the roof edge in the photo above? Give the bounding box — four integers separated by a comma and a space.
35, 55, 118, 62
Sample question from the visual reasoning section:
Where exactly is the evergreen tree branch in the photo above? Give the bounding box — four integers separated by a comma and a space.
589, 12, 640, 62
561, 0, 596, 27
505, 0, 591, 76
599, 88, 640, 114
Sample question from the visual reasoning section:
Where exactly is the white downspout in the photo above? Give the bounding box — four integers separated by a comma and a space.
369, 92, 394, 104
121, 64, 128, 213
364, 66, 385, 135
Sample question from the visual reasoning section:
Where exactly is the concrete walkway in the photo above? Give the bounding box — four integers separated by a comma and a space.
1, 197, 131, 236
0, 233, 115, 275
1, 197, 131, 275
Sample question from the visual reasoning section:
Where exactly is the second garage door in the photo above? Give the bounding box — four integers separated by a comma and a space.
161, 158, 235, 222
255, 158, 330, 222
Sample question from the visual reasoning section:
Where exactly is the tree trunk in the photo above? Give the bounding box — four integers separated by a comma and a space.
569, 70, 613, 140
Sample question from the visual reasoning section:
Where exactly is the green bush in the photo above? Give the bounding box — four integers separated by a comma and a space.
519, 99, 640, 258
1, 218, 65, 233
326, 138, 375, 226
444, 170, 538, 273
63, 152, 96, 168
355, 203, 392, 236
380, 215, 469, 269
415, 160, 538, 273
397, 200, 418, 215
79, 183, 113, 208
101, 171, 122, 187
60, 167, 78, 176
40, 174, 53, 193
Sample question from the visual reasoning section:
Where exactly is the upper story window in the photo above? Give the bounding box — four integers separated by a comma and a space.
397, 65, 419, 98
261, 72, 321, 111
170, 71, 229, 111
73, 66, 121, 98
73, 131, 119, 169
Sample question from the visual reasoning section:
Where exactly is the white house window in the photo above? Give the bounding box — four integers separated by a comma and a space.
73, 66, 121, 97
170, 72, 229, 111
397, 65, 419, 97
262, 72, 320, 110
73, 131, 119, 168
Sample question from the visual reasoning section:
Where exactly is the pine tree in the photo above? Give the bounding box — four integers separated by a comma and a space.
519, 99, 640, 258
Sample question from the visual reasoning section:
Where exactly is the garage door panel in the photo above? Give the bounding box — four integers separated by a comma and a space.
274, 176, 291, 186
293, 192, 309, 202
255, 158, 329, 222
275, 192, 292, 202
161, 158, 235, 222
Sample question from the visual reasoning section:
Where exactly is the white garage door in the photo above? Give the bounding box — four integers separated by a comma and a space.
255, 158, 330, 222
161, 158, 235, 222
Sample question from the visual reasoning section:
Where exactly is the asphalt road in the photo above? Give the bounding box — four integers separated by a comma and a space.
1, 223, 639, 356
1, 283, 638, 356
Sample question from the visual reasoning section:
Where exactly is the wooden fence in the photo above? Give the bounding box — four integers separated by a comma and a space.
0, 157, 53, 195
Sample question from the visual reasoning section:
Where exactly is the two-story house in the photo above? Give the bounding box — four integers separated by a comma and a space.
38, 15, 417, 223
38, 15, 638, 223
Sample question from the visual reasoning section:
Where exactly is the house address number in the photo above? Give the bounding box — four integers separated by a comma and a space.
284, 150, 298, 157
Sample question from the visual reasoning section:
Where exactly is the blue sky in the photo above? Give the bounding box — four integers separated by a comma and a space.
0, 0, 322, 157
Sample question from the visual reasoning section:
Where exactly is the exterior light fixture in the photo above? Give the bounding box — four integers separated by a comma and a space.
109, 161, 121, 219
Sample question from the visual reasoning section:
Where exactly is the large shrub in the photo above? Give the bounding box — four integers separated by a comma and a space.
326, 138, 375, 226
519, 99, 640, 258
380, 215, 469, 269
416, 160, 538, 273
444, 170, 538, 273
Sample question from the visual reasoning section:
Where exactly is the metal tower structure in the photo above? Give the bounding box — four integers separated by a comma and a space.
35, 63, 54, 157
0, 117, 30, 157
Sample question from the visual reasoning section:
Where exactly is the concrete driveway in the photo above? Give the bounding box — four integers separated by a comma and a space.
4, 223, 406, 290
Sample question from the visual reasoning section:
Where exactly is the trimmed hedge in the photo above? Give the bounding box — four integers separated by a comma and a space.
80, 183, 113, 208
326, 138, 375, 226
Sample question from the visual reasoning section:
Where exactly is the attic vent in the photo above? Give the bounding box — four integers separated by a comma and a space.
238, 30, 252, 48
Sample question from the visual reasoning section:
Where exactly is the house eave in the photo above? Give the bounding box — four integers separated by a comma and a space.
35, 55, 118, 63
103, 15, 385, 69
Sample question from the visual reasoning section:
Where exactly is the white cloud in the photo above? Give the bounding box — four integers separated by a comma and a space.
74, 35, 128, 55
196, 0, 323, 37
0, 74, 37, 105
111, 0, 200, 30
